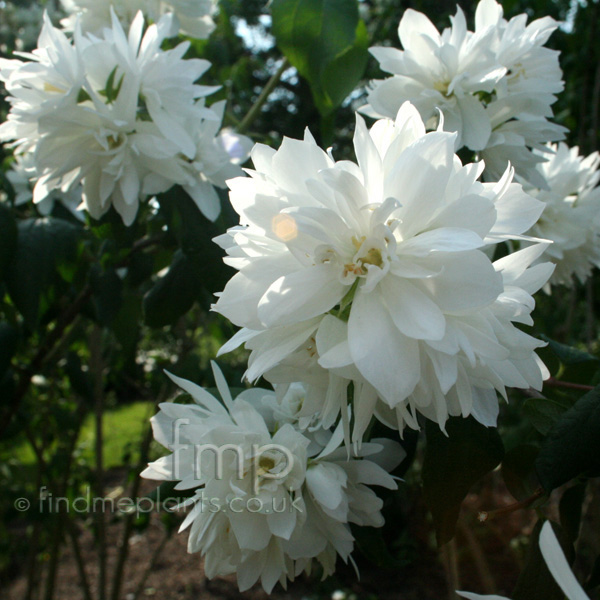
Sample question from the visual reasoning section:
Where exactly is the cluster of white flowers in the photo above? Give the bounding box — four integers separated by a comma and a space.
0, 8, 250, 225
142, 363, 403, 593
365, 0, 566, 187
113, 0, 598, 594
60, 0, 218, 39
522, 143, 600, 289
213, 103, 553, 440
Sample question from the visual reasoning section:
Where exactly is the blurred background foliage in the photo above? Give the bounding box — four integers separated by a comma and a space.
0, 0, 599, 599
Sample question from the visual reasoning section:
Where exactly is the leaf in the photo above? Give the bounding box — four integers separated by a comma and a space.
271, 0, 368, 115
320, 19, 369, 110
143, 251, 203, 328
0, 322, 18, 378
559, 482, 586, 544
90, 265, 123, 326
422, 417, 504, 545
0, 204, 17, 281
65, 351, 94, 402
535, 384, 600, 492
543, 337, 598, 365
523, 394, 573, 435
501, 443, 540, 501
513, 520, 574, 600
5, 218, 82, 327
352, 524, 401, 569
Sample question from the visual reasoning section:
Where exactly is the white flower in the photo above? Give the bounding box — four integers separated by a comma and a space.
523, 143, 600, 288
4, 152, 84, 219
60, 0, 217, 39
213, 103, 553, 439
142, 363, 401, 593
366, 5, 504, 151
457, 521, 589, 600
365, 0, 566, 183
0, 11, 249, 226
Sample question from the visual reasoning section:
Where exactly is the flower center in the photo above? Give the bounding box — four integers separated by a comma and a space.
434, 79, 451, 96
342, 235, 384, 278
257, 455, 276, 476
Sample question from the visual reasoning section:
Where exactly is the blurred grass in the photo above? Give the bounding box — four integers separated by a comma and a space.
13, 401, 155, 469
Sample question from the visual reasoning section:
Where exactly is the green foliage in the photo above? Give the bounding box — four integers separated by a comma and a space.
5, 217, 83, 327
535, 384, 600, 492
422, 417, 504, 545
0, 204, 17, 280
271, 0, 368, 116
143, 250, 203, 328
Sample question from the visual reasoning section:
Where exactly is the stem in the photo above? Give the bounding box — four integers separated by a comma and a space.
44, 390, 90, 600
132, 532, 171, 600
458, 519, 496, 594
544, 378, 594, 392
441, 538, 461, 600
586, 278, 595, 349
90, 326, 107, 600
237, 59, 289, 134
0, 285, 93, 438
67, 520, 94, 600
478, 487, 545, 523
110, 385, 169, 600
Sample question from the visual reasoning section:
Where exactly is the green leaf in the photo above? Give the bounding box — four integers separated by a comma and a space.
559, 482, 586, 544
271, 0, 368, 115
422, 417, 504, 545
5, 218, 82, 327
352, 524, 400, 569
543, 337, 598, 365
0, 322, 18, 378
143, 250, 202, 328
513, 521, 573, 600
0, 204, 18, 281
0, 204, 18, 280
523, 394, 573, 435
535, 384, 600, 492
501, 443, 540, 501
90, 265, 123, 326
319, 19, 369, 110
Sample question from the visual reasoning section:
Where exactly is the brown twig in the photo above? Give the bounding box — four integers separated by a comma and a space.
544, 378, 594, 392
67, 520, 94, 600
110, 383, 170, 600
478, 487, 545, 523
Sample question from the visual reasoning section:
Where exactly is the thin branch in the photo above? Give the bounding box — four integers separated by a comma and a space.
132, 531, 171, 600
458, 519, 496, 594
110, 383, 170, 600
67, 520, 94, 600
90, 325, 107, 600
0, 285, 93, 438
478, 487, 545, 523
441, 538, 461, 600
237, 58, 289, 135
544, 378, 594, 392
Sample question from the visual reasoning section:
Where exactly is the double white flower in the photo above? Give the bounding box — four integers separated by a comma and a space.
60, 0, 218, 39
523, 143, 600, 288
213, 103, 553, 440
0, 10, 250, 225
365, 0, 566, 186
142, 364, 401, 593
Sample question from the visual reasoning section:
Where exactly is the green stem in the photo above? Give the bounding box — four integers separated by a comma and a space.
237, 58, 289, 135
